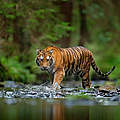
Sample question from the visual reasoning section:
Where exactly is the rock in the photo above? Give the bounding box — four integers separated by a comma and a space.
98, 85, 116, 92
110, 95, 120, 101
0, 82, 4, 87
4, 81, 24, 88
0, 82, 120, 106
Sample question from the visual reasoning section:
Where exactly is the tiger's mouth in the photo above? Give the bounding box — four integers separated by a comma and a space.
36, 59, 48, 71
40, 67, 48, 71
36, 57, 54, 72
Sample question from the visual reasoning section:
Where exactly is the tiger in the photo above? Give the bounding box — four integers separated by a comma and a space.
35, 46, 115, 89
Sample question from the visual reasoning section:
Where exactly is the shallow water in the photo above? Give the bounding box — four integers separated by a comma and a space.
0, 98, 120, 120
0, 80, 120, 120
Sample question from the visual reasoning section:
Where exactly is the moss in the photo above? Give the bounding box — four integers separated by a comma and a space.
66, 93, 92, 100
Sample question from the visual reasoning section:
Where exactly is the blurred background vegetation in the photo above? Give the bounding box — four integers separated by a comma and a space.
0, 0, 120, 84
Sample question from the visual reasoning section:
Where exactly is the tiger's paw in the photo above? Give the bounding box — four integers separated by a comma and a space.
52, 82, 61, 90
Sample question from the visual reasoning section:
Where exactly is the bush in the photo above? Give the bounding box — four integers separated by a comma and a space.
0, 56, 36, 83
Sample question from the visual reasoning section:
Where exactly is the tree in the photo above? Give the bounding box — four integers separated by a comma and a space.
79, 0, 90, 46
55, 0, 73, 47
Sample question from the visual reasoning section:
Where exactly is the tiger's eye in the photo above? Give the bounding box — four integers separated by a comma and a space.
46, 56, 50, 61
40, 56, 44, 61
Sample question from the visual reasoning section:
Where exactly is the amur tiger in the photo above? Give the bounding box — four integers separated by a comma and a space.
36, 46, 115, 89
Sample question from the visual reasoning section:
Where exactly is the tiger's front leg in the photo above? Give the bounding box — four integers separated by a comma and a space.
52, 69, 65, 89
49, 74, 54, 84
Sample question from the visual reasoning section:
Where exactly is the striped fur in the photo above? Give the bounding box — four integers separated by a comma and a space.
36, 46, 115, 89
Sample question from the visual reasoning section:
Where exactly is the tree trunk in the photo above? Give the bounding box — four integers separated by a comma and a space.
0, 16, 9, 40
79, 0, 89, 46
13, 3, 22, 51
13, 3, 30, 52
56, 1, 73, 47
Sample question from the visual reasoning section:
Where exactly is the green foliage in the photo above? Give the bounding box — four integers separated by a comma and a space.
83, 0, 120, 81
85, 2, 104, 19
0, 0, 74, 83
0, 56, 35, 83
0, 0, 73, 44
0, 0, 120, 84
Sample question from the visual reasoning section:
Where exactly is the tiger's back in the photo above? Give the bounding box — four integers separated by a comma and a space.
62, 47, 92, 75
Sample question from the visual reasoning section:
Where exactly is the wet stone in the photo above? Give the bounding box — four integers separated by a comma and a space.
0, 83, 120, 105
44, 93, 50, 98
4, 81, 25, 89
110, 95, 120, 101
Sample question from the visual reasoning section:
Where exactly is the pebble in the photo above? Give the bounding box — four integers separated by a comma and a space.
0, 84, 120, 105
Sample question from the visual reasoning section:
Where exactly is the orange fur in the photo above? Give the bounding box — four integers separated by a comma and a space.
36, 46, 115, 89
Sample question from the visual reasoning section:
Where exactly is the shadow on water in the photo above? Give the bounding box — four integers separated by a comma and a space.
0, 98, 120, 120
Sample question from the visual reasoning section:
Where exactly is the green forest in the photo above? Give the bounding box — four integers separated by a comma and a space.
0, 0, 120, 84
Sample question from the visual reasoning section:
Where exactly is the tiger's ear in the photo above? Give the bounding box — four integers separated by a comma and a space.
36, 49, 41, 55
49, 50, 53, 54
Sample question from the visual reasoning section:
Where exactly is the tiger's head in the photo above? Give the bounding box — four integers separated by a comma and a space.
36, 48, 54, 71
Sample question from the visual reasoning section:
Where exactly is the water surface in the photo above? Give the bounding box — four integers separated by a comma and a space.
0, 98, 120, 120
0, 80, 120, 120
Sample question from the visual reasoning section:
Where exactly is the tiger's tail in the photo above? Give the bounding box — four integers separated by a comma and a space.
91, 59, 115, 77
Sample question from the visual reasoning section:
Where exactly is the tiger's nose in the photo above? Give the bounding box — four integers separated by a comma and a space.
42, 67, 48, 70
43, 67, 48, 70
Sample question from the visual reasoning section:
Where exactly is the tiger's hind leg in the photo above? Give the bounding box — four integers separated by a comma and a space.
82, 72, 91, 89
74, 73, 80, 81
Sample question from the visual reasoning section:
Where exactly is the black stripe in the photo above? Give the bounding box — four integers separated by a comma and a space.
68, 48, 76, 73
77, 47, 83, 69
82, 49, 87, 67
67, 48, 74, 75
80, 49, 84, 69
72, 58, 75, 72
71, 47, 80, 72
84, 60, 89, 69
65, 49, 71, 74
62, 49, 66, 63
95, 66, 98, 72
83, 55, 90, 70
76, 69, 85, 78
98, 70, 102, 75
80, 71, 86, 78
83, 49, 89, 69
66, 48, 74, 75
75, 47, 81, 71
